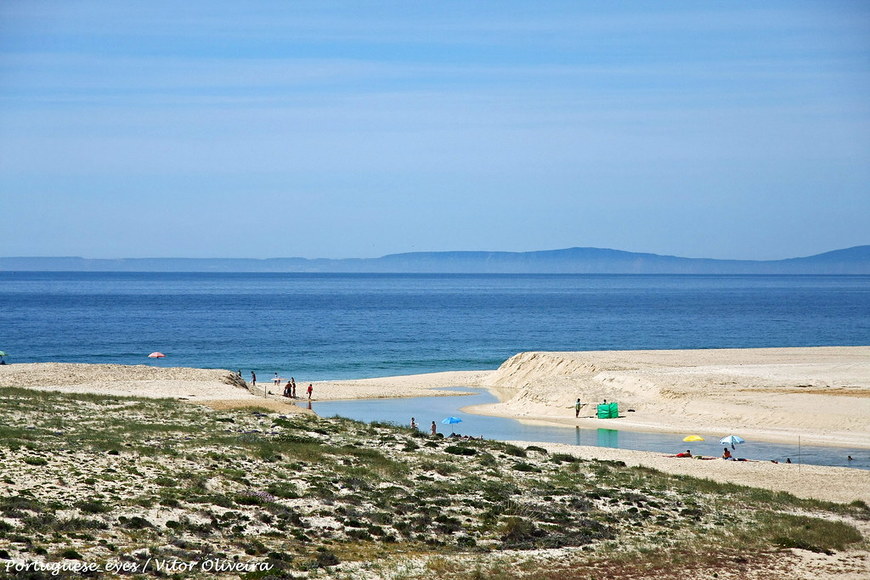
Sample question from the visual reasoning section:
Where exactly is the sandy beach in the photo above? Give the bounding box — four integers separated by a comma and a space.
2, 351, 870, 579
1, 346, 868, 505
310, 348, 870, 504
315, 346, 870, 449
0, 363, 257, 401
506, 441, 870, 505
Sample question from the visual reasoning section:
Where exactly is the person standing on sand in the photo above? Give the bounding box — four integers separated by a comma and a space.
251, 371, 256, 387
307, 383, 313, 399
575, 398, 582, 418
410, 417, 417, 429
290, 377, 297, 398
430, 421, 437, 436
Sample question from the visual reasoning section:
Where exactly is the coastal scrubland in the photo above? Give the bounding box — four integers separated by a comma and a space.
1, 387, 867, 579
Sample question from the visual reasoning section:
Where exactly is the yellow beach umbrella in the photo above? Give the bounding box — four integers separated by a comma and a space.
683, 435, 705, 442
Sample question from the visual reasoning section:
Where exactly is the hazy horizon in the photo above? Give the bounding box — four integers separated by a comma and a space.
2, 244, 868, 262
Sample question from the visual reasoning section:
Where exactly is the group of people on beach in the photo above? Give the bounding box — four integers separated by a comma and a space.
671, 447, 797, 465
243, 371, 313, 399
410, 417, 438, 436
277, 376, 312, 399
409, 417, 482, 440
281, 376, 298, 398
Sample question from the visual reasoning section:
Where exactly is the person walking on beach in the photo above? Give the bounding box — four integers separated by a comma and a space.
306, 383, 313, 399
575, 398, 582, 418
251, 371, 256, 387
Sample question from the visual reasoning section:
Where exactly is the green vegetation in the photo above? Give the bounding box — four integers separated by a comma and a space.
0, 386, 866, 579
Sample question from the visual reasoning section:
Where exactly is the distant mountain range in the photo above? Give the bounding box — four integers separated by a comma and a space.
2, 246, 869, 274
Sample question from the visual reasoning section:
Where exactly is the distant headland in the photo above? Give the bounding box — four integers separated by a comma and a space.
1, 245, 869, 274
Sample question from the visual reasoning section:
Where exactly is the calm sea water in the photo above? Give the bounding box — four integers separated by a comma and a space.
1, 272, 868, 378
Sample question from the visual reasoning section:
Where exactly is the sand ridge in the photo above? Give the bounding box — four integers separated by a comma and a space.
0, 362, 260, 402
466, 347, 870, 449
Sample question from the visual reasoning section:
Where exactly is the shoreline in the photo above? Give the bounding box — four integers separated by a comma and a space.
310, 346, 870, 450
4, 348, 868, 451
505, 440, 870, 505
459, 395, 870, 450
2, 347, 869, 505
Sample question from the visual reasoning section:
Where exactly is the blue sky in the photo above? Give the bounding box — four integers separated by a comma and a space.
1, 1, 868, 260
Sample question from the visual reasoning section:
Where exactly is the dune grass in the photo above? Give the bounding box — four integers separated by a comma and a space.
0, 386, 865, 578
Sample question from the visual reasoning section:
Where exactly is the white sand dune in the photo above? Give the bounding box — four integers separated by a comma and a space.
467, 346, 870, 449
0, 362, 256, 401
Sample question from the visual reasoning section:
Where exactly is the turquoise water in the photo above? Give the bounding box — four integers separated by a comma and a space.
312, 388, 869, 471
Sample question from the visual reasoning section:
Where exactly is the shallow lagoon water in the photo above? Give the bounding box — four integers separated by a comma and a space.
311, 388, 868, 471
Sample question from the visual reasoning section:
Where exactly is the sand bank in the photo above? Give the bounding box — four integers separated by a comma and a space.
507, 440, 870, 505
311, 347, 870, 448
305, 370, 490, 399
464, 347, 870, 449
0, 362, 261, 402
309, 349, 870, 504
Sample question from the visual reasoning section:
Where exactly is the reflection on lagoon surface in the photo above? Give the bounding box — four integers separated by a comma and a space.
311, 387, 868, 471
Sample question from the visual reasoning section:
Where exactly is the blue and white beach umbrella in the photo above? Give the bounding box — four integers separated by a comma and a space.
441, 416, 463, 425
720, 435, 746, 449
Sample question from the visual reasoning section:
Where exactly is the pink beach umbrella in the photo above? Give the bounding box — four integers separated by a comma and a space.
147, 352, 166, 358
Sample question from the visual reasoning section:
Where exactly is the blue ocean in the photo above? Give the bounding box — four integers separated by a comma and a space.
2, 272, 868, 378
